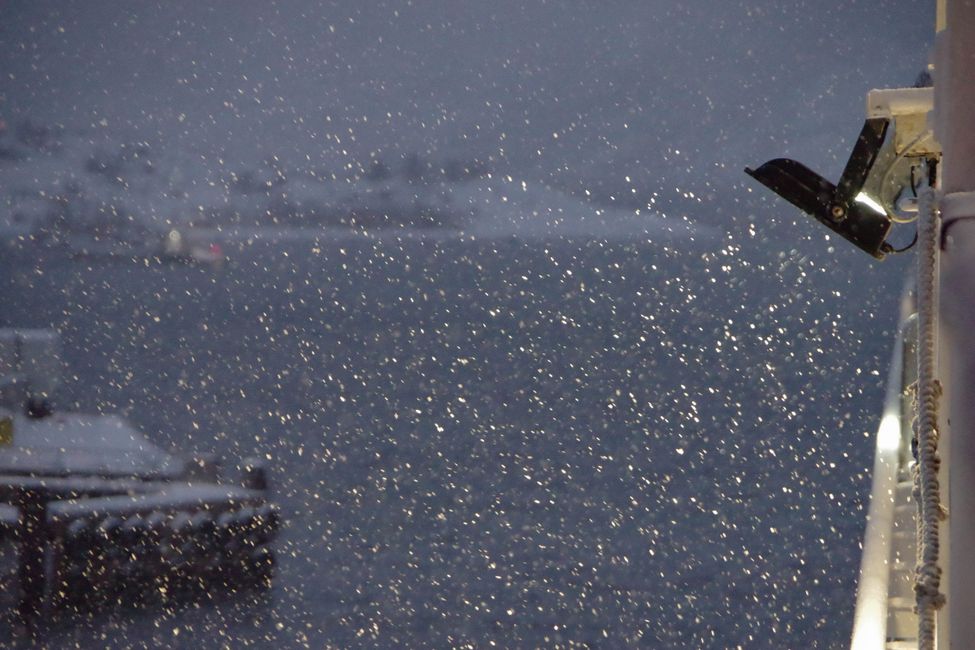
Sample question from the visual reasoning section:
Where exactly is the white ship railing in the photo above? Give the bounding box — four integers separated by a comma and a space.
851, 289, 918, 650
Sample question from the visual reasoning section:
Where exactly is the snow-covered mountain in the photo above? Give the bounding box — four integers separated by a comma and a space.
0, 122, 712, 246
0, 0, 933, 241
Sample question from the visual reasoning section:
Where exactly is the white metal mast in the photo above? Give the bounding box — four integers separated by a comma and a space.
935, 0, 975, 646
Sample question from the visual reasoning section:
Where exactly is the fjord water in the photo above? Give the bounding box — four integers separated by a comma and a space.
0, 234, 901, 648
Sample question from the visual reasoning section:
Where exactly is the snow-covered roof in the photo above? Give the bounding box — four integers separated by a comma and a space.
0, 413, 184, 479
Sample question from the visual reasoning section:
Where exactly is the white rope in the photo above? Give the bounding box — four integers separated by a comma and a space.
914, 184, 945, 649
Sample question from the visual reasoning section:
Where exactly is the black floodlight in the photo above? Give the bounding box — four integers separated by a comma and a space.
746, 118, 895, 259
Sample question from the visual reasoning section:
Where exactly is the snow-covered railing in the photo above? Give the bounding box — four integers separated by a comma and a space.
850, 288, 916, 650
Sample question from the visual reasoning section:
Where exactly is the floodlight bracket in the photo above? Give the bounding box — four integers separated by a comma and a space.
745, 87, 941, 260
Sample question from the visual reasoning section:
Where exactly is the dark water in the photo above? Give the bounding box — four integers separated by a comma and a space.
0, 235, 904, 648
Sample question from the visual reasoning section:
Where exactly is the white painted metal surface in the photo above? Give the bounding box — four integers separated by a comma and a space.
867, 88, 934, 119
852, 296, 920, 650
934, 0, 975, 646
850, 321, 907, 649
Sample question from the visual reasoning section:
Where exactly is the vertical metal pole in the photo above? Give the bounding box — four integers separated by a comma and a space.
935, 0, 975, 646
16, 489, 48, 635
939, 2, 975, 194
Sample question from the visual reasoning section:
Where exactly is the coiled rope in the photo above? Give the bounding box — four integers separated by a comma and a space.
914, 184, 945, 649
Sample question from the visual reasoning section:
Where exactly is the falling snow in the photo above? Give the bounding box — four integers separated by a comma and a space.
0, 0, 933, 648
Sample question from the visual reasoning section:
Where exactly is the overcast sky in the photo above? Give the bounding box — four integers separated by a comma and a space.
0, 1, 934, 225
